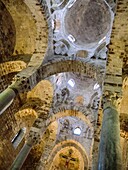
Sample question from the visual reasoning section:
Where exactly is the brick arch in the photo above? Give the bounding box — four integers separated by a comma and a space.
19, 80, 53, 145
38, 0, 54, 60
48, 109, 93, 129
23, 0, 48, 68
1, 0, 48, 59
29, 109, 93, 150
10, 56, 96, 93
0, 0, 16, 61
40, 140, 89, 170
26, 108, 93, 148
0, 72, 18, 93
51, 99, 98, 125
25, 80, 53, 119
14, 89, 53, 145
0, 61, 26, 77
12, 78, 53, 143
15, 97, 51, 146
0, 0, 48, 90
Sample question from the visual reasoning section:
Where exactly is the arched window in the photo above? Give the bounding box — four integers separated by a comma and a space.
68, 79, 75, 87
73, 127, 82, 136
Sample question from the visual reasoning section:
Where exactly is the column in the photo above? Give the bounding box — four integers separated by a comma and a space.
0, 88, 16, 115
10, 143, 32, 170
98, 102, 122, 170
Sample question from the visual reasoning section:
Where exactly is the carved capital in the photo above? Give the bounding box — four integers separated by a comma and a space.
102, 91, 120, 110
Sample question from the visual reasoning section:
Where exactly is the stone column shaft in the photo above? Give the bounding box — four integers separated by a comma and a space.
10, 143, 32, 170
0, 88, 16, 115
98, 104, 122, 170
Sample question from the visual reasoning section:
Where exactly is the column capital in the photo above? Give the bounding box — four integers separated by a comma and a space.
102, 90, 121, 110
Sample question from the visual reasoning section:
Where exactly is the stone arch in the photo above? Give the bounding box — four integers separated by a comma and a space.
0, 60, 27, 92
51, 103, 97, 125
27, 80, 53, 102
14, 79, 53, 114
1, 0, 48, 59
18, 106, 95, 161
0, 0, 16, 61
25, 80, 54, 120
41, 140, 89, 170
0, 72, 18, 92
0, 0, 48, 93
38, 0, 54, 60
12, 107, 94, 169
26, 109, 94, 151
15, 80, 54, 145
0, 61, 26, 77
34, 110, 94, 169
48, 110, 93, 129
1, 0, 36, 57
21, 108, 94, 169
23, 0, 49, 67
10, 57, 96, 93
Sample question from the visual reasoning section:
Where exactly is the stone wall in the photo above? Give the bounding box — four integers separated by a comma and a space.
0, 0, 48, 168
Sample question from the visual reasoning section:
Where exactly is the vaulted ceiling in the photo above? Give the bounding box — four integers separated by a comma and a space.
0, 0, 128, 169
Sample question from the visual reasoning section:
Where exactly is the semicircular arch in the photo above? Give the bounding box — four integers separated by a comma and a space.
44, 139, 89, 170
10, 57, 97, 93
48, 109, 93, 129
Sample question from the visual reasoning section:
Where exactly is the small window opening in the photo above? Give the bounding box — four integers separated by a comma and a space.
68, 34, 75, 42
73, 127, 82, 136
98, 36, 106, 45
68, 0, 76, 8
68, 79, 75, 87
93, 83, 100, 90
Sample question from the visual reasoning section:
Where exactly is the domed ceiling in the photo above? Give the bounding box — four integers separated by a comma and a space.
64, 0, 111, 46
48, 0, 114, 58
1, 0, 127, 170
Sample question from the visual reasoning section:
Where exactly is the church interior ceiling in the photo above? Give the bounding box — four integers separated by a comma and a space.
0, 0, 128, 169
